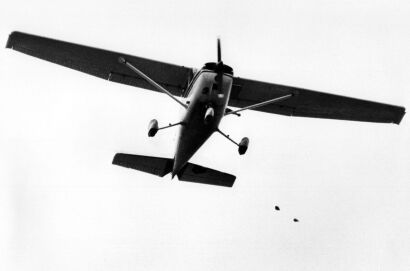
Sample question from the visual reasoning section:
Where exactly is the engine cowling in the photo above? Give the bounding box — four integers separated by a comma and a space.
238, 137, 249, 155
148, 119, 159, 137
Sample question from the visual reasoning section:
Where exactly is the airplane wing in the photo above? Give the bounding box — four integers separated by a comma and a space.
230, 77, 405, 124
6, 31, 194, 96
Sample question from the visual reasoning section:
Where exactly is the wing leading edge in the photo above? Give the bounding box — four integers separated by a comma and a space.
6, 31, 194, 96
230, 77, 405, 124
6, 31, 405, 124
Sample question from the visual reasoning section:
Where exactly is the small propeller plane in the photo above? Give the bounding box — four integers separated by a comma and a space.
6, 32, 406, 187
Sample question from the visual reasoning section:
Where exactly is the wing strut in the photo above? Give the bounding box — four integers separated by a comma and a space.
225, 93, 293, 116
118, 57, 188, 109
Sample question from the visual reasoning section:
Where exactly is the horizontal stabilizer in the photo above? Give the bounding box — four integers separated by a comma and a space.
177, 163, 236, 187
112, 153, 236, 187
112, 153, 173, 177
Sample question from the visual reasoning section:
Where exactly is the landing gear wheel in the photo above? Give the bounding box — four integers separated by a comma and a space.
204, 107, 215, 124
148, 119, 159, 137
238, 137, 249, 155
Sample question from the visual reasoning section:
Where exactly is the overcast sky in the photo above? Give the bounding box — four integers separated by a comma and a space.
1, 0, 409, 270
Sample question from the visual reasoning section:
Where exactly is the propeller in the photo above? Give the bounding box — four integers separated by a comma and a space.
217, 37, 222, 63
216, 37, 224, 95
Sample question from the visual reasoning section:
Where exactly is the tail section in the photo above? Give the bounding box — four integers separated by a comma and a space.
112, 153, 235, 187
112, 153, 173, 177
178, 163, 235, 187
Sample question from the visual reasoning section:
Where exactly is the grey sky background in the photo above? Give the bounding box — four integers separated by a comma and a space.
0, 0, 409, 270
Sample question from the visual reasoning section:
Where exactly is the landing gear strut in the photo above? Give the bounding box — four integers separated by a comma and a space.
148, 119, 184, 137
217, 129, 249, 155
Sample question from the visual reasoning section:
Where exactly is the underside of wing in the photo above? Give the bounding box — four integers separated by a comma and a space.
6, 31, 194, 96
230, 77, 405, 124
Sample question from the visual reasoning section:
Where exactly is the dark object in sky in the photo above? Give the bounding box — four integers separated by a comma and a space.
293, 218, 299, 222
6, 31, 406, 187
275, 206, 280, 211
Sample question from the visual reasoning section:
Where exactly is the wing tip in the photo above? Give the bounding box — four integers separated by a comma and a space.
5, 31, 15, 49
6, 31, 24, 49
393, 107, 406, 125
112, 152, 121, 165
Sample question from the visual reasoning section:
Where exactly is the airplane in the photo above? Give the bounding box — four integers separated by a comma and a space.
6, 31, 406, 187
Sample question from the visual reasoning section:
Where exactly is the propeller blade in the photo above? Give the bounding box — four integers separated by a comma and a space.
217, 70, 223, 94
217, 38, 221, 62
216, 37, 223, 94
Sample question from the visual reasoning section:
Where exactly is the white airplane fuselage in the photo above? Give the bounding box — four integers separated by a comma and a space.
172, 69, 233, 176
